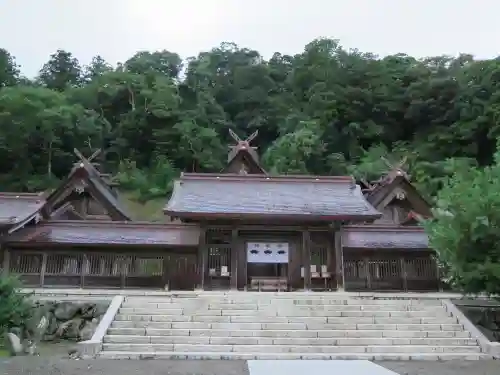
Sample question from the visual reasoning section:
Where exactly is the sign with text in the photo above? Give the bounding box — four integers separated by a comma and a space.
246, 242, 289, 264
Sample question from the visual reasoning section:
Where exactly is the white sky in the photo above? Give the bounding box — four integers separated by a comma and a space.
1, 0, 499, 77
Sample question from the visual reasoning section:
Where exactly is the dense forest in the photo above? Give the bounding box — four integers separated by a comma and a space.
1, 38, 499, 202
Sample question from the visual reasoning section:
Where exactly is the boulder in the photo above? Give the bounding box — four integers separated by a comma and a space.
79, 318, 99, 341
4, 333, 23, 356
56, 317, 84, 340
44, 312, 58, 336
54, 302, 81, 321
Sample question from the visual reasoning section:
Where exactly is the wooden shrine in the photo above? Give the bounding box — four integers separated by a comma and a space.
0, 137, 440, 292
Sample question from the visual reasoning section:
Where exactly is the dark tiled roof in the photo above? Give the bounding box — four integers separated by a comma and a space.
6, 221, 200, 247
342, 225, 429, 249
165, 174, 381, 221
0, 193, 45, 226
45, 161, 130, 221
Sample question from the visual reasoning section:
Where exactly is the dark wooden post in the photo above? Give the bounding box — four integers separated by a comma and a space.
230, 228, 238, 289
197, 224, 207, 290
302, 229, 311, 290
364, 256, 372, 290
334, 224, 344, 291
2, 248, 10, 275
40, 252, 47, 287
400, 257, 408, 291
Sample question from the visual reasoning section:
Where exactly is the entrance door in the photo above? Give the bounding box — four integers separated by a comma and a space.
246, 241, 289, 291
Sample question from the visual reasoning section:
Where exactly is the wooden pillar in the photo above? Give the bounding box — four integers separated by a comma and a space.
230, 228, 238, 289
364, 256, 372, 290
40, 252, 47, 287
302, 229, 311, 290
237, 234, 246, 290
197, 224, 207, 290
334, 225, 344, 291
400, 257, 408, 291
288, 236, 300, 291
2, 248, 10, 275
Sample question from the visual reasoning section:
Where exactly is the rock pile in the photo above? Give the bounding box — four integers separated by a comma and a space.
38, 300, 109, 341
6, 300, 109, 351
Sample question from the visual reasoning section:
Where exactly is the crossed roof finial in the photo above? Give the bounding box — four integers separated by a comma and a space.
380, 156, 409, 181
229, 129, 259, 146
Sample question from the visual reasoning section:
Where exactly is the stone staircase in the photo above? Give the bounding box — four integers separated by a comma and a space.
99, 292, 488, 360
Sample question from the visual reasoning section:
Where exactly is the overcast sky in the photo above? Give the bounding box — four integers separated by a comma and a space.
1, 0, 499, 77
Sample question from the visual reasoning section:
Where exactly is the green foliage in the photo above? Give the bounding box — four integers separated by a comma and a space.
115, 156, 179, 202
1, 39, 500, 203
424, 144, 500, 295
0, 274, 32, 333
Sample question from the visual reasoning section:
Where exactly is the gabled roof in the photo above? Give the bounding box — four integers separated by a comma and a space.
221, 129, 266, 174
364, 172, 432, 218
222, 150, 266, 174
0, 192, 45, 228
342, 224, 429, 249
41, 155, 130, 221
164, 173, 381, 222
6, 220, 200, 247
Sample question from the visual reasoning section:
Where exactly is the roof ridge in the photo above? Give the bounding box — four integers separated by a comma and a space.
180, 173, 355, 183
39, 220, 200, 229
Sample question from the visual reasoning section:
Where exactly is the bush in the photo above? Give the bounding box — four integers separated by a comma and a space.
0, 273, 32, 334
424, 146, 500, 296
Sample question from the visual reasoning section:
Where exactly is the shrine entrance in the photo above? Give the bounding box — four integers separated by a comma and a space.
246, 241, 289, 291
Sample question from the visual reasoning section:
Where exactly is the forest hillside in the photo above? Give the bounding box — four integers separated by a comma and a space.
1, 38, 499, 205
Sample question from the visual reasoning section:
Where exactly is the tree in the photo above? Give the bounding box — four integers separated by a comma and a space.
0, 49, 19, 87
0, 274, 32, 333
82, 55, 113, 82
425, 144, 500, 295
0, 39, 499, 205
38, 50, 82, 91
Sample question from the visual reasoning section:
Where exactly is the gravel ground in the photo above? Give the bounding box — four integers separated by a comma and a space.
0, 358, 497, 375
377, 360, 499, 375
0, 358, 249, 375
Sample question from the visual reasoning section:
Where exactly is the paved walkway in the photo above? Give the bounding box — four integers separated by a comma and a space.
0, 358, 498, 375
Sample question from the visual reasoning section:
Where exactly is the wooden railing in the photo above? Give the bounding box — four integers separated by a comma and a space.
6, 249, 198, 290
343, 253, 439, 292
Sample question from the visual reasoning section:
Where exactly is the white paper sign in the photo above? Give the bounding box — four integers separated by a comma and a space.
247, 242, 289, 264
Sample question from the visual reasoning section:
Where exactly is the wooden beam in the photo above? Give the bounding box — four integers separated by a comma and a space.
334, 225, 344, 291
2, 248, 10, 275
88, 149, 102, 162
197, 224, 207, 290
302, 229, 311, 290
230, 228, 238, 290
40, 252, 47, 287
73, 148, 87, 163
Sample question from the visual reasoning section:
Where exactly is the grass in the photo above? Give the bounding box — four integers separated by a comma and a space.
118, 191, 168, 222
0, 348, 8, 357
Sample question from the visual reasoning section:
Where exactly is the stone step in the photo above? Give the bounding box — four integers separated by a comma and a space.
122, 298, 444, 307
98, 351, 490, 361
118, 307, 451, 316
110, 321, 465, 331
103, 335, 478, 347
121, 301, 446, 310
113, 315, 457, 325
101, 343, 482, 354
106, 328, 471, 338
